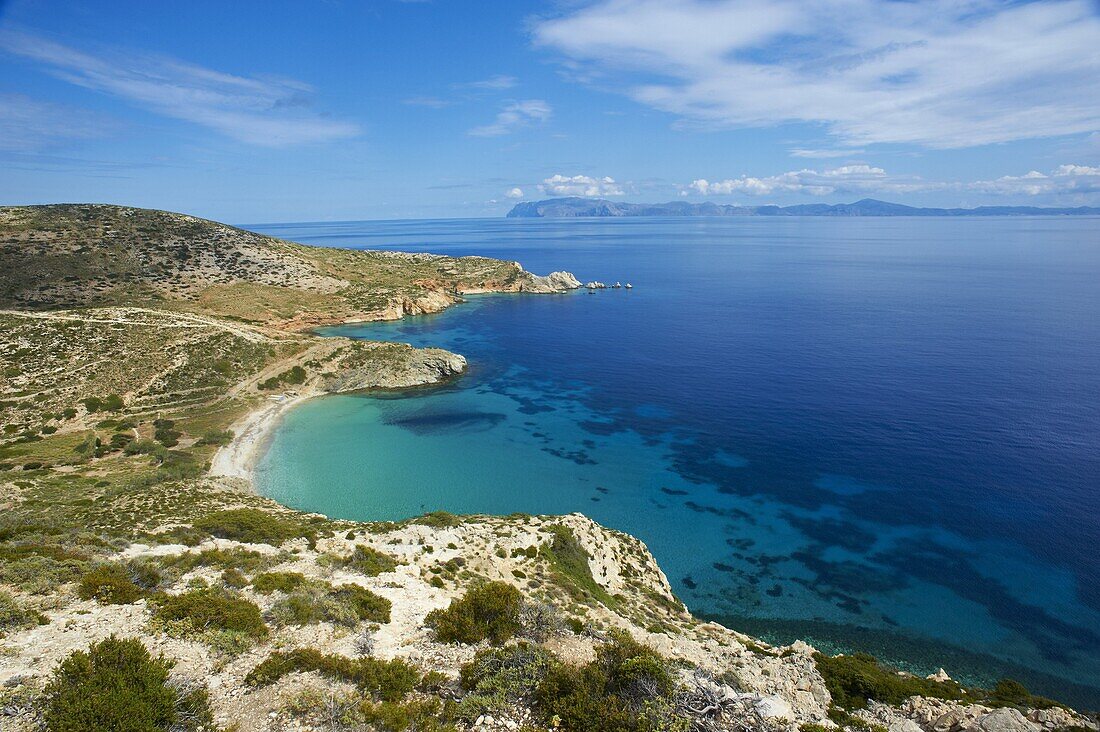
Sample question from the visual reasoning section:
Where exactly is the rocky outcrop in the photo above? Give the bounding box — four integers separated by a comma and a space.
321, 344, 467, 392
518, 270, 582, 293
858, 697, 1099, 732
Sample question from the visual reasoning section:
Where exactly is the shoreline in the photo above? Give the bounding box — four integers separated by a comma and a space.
209, 390, 318, 482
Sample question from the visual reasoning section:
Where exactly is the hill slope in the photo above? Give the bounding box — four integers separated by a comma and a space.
1, 204, 577, 327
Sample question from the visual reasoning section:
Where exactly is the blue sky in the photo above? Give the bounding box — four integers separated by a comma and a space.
1, 0, 1099, 222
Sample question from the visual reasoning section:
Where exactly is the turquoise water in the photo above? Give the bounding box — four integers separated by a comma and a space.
249, 217, 1100, 705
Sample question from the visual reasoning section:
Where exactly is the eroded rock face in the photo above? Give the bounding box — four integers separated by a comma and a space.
321, 346, 467, 392
870, 697, 1100, 732
519, 271, 582, 293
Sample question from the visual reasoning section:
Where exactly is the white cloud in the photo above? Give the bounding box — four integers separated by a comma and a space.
0, 93, 113, 151
689, 165, 935, 196
789, 148, 865, 159
505, 187, 524, 198
0, 29, 359, 146
468, 99, 552, 137
533, 0, 1100, 148
967, 165, 1100, 196
463, 74, 518, 91
540, 174, 625, 197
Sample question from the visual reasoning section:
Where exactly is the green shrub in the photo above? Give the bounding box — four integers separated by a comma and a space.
985, 679, 1064, 711
336, 544, 398, 576
813, 652, 963, 710
252, 571, 308, 594
360, 698, 457, 732
124, 439, 168, 460
153, 588, 268, 639
195, 430, 233, 446
535, 632, 684, 732
78, 563, 143, 605
194, 508, 305, 546
158, 546, 280, 574
458, 643, 556, 721
541, 525, 616, 608
153, 419, 181, 447
425, 581, 523, 645
246, 648, 419, 702
270, 582, 391, 627
0, 590, 46, 634
413, 511, 463, 528
221, 568, 248, 589
42, 636, 211, 732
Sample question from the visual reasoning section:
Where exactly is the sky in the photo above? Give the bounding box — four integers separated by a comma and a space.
1, 0, 1099, 222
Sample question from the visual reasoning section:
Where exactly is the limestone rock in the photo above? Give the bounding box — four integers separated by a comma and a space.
520, 270, 582, 292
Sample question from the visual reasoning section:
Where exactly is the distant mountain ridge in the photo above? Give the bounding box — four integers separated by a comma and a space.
507, 197, 1100, 218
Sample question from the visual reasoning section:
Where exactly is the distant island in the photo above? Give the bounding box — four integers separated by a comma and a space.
507, 197, 1100, 218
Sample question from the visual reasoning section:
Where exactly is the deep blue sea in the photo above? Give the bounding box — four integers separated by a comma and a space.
246, 216, 1100, 705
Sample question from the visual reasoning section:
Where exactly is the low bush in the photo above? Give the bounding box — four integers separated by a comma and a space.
813, 652, 962, 710
425, 581, 523, 645
535, 631, 684, 732
246, 648, 419, 702
0, 590, 47, 634
153, 588, 268, 640
41, 636, 212, 732
158, 546, 280, 574
270, 582, 391, 627
252, 571, 308, 594
77, 563, 143, 605
985, 679, 1064, 711
458, 643, 556, 721
413, 511, 463, 529
195, 430, 233, 446
193, 508, 306, 546
335, 543, 398, 576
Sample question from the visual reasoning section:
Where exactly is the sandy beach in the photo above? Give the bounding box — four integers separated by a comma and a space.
209, 391, 316, 481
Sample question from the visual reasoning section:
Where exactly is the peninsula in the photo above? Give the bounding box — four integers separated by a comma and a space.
507, 197, 1100, 218
0, 205, 1095, 732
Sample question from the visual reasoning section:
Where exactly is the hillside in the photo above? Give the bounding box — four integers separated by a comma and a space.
0, 206, 1095, 732
0, 204, 576, 328
506, 197, 1100, 218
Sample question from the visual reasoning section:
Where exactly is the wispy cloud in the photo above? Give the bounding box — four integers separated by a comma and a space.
461, 74, 518, 91
789, 148, 865, 159
540, 174, 625, 197
468, 99, 552, 137
534, 0, 1100, 148
402, 95, 452, 108
0, 28, 359, 146
0, 93, 113, 151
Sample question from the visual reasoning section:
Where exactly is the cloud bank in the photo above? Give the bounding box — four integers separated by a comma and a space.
533, 0, 1100, 148
687, 164, 1100, 199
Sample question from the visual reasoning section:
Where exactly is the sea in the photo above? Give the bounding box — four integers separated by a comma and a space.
244, 216, 1100, 706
